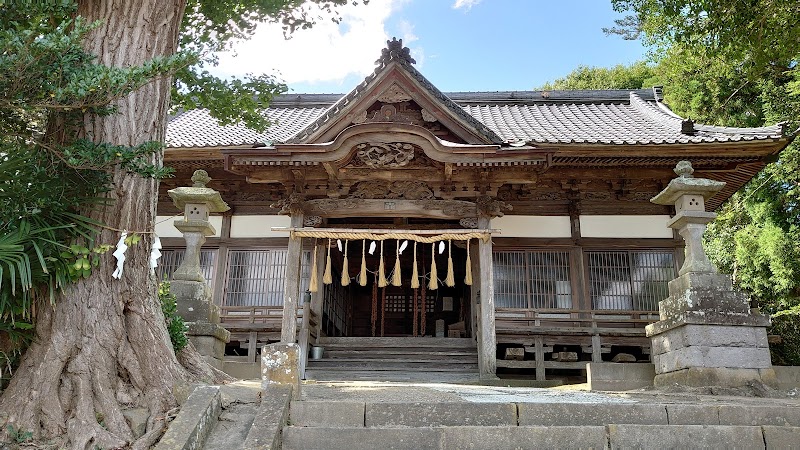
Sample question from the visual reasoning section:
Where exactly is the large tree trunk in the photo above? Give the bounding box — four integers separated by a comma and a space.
0, 1, 229, 448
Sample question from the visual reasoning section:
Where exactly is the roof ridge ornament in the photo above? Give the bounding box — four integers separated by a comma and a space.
377, 37, 416, 65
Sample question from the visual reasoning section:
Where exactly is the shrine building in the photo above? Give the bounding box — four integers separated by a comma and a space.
159, 39, 793, 382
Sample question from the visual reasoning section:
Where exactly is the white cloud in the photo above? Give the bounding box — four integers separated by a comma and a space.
210, 0, 407, 85
452, 0, 482, 11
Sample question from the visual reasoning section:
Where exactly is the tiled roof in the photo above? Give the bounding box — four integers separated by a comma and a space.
166, 90, 786, 148
166, 106, 328, 148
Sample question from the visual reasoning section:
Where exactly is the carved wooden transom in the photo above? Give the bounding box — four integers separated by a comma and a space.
349, 181, 434, 200
355, 142, 416, 168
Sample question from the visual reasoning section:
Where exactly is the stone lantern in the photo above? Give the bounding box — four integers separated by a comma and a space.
647, 161, 775, 388
168, 170, 229, 285
167, 170, 230, 368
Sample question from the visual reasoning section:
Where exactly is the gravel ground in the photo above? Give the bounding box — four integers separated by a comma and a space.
299, 380, 800, 407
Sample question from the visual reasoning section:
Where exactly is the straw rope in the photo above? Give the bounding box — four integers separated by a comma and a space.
291, 230, 489, 242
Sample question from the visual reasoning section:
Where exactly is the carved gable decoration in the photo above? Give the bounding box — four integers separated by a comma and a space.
359, 103, 425, 126
377, 83, 413, 103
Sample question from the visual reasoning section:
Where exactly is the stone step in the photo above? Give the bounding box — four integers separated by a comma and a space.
282, 425, 800, 450
290, 400, 800, 428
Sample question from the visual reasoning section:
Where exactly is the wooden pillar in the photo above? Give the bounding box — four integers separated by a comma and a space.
280, 213, 304, 343
534, 336, 546, 381
211, 213, 232, 306
477, 216, 497, 379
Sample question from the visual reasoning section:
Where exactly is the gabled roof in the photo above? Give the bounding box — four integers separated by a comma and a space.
284, 38, 503, 145
165, 41, 789, 150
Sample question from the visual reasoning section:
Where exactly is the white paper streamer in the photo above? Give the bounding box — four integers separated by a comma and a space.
112, 232, 128, 279
149, 235, 162, 274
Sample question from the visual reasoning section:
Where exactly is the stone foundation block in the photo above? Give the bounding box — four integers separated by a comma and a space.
651, 325, 768, 355
186, 322, 230, 365
653, 367, 778, 388
587, 362, 655, 391
652, 345, 772, 373
518, 403, 667, 426
661, 273, 748, 311
762, 426, 800, 450
290, 401, 366, 428
608, 424, 763, 449
171, 280, 219, 323
774, 366, 800, 390
261, 343, 300, 399
190, 335, 225, 357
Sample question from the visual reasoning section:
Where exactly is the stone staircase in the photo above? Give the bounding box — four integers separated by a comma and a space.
282, 399, 800, 450
304, 336, 479, 382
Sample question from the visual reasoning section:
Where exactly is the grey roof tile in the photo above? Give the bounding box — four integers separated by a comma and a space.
166, 91, 786, 148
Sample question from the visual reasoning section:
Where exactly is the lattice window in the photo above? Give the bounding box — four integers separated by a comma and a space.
587, 250, 675, 311
493, 250, 573, 309
223, 249, 311, 307
386, 294, 406, 312
156, 249, 217, 289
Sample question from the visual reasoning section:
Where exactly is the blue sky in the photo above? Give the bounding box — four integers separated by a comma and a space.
211, 0, 648, 94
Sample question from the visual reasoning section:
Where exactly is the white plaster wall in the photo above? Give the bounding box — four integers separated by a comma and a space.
491, 215, 572, 238
230, 215, 291, 238
155, 215, 222, 238
579, 215, 673, 238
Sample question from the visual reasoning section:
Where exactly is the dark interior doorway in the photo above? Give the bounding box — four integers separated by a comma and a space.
324, 237, 472, 338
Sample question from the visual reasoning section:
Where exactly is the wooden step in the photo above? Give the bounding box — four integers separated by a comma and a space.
306, 363, 479, 372
318, 336, 476, 348
303, 370, 480, 383
323, 350, 477, 360
306, 336, 479, 382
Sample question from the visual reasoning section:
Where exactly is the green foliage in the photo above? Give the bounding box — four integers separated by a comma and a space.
609, 0, 800, 79
604, 0, 800, 315
768, 306, 800, 366
173, 0, 368, 131
159, 282, 188, 353
0, 2, 180, 343
537, 61, 658, 91
0, 0, 366, 363
5, 424, 33, 444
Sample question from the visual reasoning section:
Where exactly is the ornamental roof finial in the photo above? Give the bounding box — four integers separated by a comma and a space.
376, 37, 416, 65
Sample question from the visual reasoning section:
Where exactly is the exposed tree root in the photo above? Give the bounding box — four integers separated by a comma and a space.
178, 343, 236, 385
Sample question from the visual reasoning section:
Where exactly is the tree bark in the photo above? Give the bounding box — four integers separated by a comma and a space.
0, 1, 230, 448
